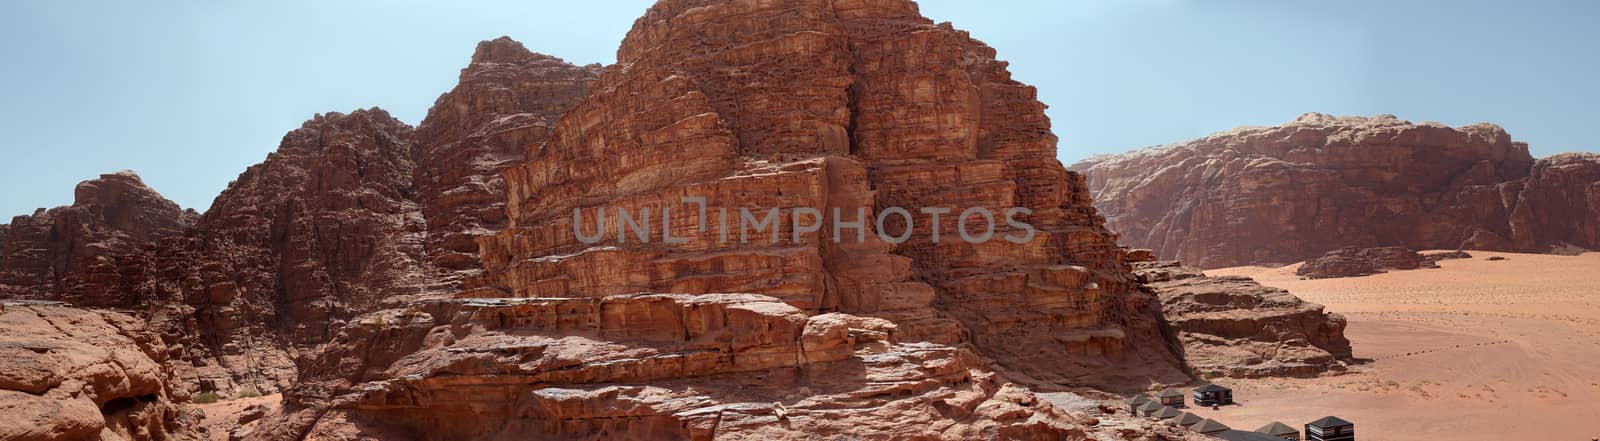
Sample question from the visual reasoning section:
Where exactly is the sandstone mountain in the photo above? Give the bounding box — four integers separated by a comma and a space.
0, 171, 195, 306
244, 0, 1200, 438
132, 43, 601, 396
0, 43, 602, 397
0, 1, 1392, 439
1072, 113, 1600, 268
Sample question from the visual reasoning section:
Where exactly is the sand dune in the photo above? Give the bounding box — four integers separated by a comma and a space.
1186, 251, 1600, 441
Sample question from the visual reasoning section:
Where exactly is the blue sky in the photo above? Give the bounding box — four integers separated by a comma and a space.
2, 1, 1597, 217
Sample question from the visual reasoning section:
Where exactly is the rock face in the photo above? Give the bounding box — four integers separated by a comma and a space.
0, 171, 195, 306
1072, 114, 1600, 268
413, 37, 601, 282
1295, 246, 1429, 279
2, 2, 1212, 439
132, 109, 428, 395
474, 0, 1186, 390
0, 302, 204, 441
0, 44, 602, 397
1508, 152, 1600, 253
1132, 261, 1352, 378
235, 0, 1193, 439
253, 296, 1113, 440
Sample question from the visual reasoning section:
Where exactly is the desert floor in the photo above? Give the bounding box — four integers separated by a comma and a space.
196, 393, 278, 441
1187, 251, 1600, 441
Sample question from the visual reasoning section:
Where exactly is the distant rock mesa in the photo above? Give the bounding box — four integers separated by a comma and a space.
1073, 113, 1600, 268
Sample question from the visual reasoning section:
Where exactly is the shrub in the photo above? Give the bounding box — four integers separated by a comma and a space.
192, 392, 221, 404
235, 388, 262, 399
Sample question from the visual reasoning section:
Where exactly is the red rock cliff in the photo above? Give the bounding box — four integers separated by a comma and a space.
0, 44, 604, 396
413, 37, 600, 281
473, 0, 1187, 389
1508, 152, 1600, 252
1069, 113, 1600, 268
0, 171, 195, 306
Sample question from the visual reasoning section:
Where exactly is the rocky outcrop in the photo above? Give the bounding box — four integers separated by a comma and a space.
472, 0, 1187, 392
235, 0, 1196, 438
1295, 246, 1429, 279
1508, 152, 1600, 253
1422, 250, 1473, 264
245, 296, 1119, 440
0, 42, 605, 396
0, 302, 204, 441
0, 171, 195, 306
1071, 113, 1600, 268
126, 109, 427, 395
413, 37, 600, 281
133, 43, 600, 396
5, 2, 1213, 438
1132, 261, 1352, 378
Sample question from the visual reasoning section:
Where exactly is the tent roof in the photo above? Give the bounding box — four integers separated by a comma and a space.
1153, 406, 1183, 419
1255, 421, 1299, 435
1195, 383, 1231, 392
1190, 418, 1232, 433
1307, 416, 1354, 428
1173, 412, 1204, 426
1124, 395, 1151, 405
1157, 387, 1183, 397
1138, 400, 1164, 412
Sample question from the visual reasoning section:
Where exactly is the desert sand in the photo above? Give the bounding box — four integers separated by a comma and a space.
1184, 251, 1600, 440
196, 393, 277, 441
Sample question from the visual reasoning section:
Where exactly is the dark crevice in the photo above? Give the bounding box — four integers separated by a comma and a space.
100, 394, 158, 415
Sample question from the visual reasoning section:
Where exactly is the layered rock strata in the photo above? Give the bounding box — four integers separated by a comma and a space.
471, 0, 1187, 391
1132, 259, 1352, 378
413, 37, 601, 281
0, 44, 603, 396
247, 296, 1127, 440
0, 171, 195, 306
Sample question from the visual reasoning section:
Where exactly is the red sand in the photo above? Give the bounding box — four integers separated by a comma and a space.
1192, 251, 1600, 440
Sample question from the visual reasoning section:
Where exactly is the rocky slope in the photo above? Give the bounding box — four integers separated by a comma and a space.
234, 0, 1198, 438
0, 171, 195, 306
0, 1, 1248, 438
134, 43, 602, 396
413, 37, 601, 281
133, 109, 431, 395
1130, 259, 1352, 378
1072, 113, 1600, 268
0, 44, 603, 397
0, 302, 205, 441
472, 0, 1187, 390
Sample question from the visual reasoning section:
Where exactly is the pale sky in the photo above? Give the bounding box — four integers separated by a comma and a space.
2, 0, 1596, 216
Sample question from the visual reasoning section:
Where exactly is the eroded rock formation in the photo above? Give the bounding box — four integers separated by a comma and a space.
1508, 152, 1600, 253
0, 171, 195, 306
413, 37, 601, 281
129, 109, 436, 396
1131, 260, 1352, 378
2, 2, 1215, 438
1295, 246, 1429, 279
237, 0, 1194, 438
1073, 114, 1600, 268
0, 302, 204, 441
473, 0, 1186, 390
247, 296, 1129, 440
